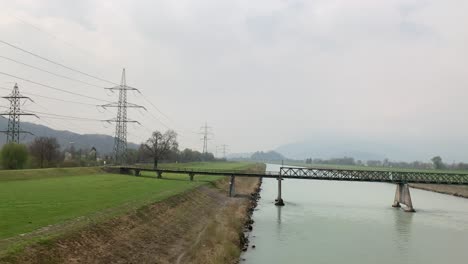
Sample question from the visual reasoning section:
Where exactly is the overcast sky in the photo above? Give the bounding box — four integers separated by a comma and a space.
0, 0, 467, 160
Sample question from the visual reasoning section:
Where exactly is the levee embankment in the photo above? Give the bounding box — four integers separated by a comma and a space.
1, 164, 264, 264
410, 184, 468, 198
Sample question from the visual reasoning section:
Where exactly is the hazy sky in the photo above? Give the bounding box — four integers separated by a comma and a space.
0, 0, 467, 160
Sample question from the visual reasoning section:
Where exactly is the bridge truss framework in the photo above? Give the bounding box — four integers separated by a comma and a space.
118, 165, 468, 212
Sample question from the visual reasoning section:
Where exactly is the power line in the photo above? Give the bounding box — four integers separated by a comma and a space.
144, 109, 171, 130
0, 71, 112, 103
0, 37, 182, 137
0, 86, 97, 106
34, 110, 114, 137
11, 15, 97, 58
31, 111, 103, 122
0, 39, 118, 85
0, 105, 103, 122
0, 55, 105, 88
0, 37, 183, 143
137, 91, 202, 136
138, 93, 172, 121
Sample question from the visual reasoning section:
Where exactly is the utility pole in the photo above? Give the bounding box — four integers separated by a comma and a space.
0, 83, 37, 143
102, 69, 145, 165
199, 122, 212, 154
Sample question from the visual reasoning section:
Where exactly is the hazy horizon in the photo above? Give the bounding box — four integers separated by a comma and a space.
1, 0, 467, 162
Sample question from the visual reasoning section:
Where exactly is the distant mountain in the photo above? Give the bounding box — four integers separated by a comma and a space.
226, 152, 253, 159
250, 151, 285, 161
275, 139, 390, 161
275, 136, 468, 162
0, 117, 139, 154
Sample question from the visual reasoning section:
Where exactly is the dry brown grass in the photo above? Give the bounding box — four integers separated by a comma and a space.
181, 177, 260, 264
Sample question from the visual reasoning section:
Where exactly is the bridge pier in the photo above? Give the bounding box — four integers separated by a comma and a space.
156, 171, 162, 179
120, 167, 130, 174
134, 169, 141, 176
392, 183, 415, 212
189, 173, 194, 181
275, 177, 285, 206
229, 175, 236, 197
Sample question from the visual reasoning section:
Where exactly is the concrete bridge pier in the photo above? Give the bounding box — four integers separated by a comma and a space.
229, 175, 236, 197
134, 169, 141, 176
156, 171, 163, 179
392, 183, 415, 212
189, 173, 194, 181
275, 176, 285, 206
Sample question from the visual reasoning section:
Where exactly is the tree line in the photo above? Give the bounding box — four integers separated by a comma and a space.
305, 156, 468, 170
0, 129, 220, 170
130, 130, 219, 168
0, 137, 102, 169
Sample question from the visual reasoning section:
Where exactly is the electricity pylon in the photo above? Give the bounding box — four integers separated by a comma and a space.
102, 69, 145, 164
0, 83, 37, 143
200, 122, 212, 154
217, 144, 228, 158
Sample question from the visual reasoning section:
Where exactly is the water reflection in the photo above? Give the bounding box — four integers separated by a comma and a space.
276, 205, 282, 224
392, 209, 413, 260
242, 164, 468, 264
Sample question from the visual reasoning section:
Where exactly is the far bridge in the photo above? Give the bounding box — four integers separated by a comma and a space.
118, 166, 468, 212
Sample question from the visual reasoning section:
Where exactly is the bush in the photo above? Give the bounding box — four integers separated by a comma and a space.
1, 143, 29, 169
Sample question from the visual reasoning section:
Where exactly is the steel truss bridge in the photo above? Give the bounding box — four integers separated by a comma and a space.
118, 166, 468, 212
279, 167, 468, 185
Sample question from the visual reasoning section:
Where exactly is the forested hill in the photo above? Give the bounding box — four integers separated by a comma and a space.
250, 151, 285, 161
0, 117, 139, 154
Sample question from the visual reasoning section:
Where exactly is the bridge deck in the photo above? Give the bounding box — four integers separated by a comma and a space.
118, 166, 468, 185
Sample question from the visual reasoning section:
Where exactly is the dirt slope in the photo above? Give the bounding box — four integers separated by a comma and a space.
1, 176, 261, 264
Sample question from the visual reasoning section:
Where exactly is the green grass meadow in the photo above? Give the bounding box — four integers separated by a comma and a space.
0, 162, 254, 241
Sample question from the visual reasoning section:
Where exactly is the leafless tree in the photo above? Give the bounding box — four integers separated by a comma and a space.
145, 130, 178, 169
29, 137, 61, 168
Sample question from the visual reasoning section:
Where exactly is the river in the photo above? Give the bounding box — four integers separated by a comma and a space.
241, 164, 468, 264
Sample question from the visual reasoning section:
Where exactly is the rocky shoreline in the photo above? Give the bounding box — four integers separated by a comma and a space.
240, 178, 262, 253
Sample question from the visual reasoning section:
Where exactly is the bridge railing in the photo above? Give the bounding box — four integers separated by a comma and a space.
157, 168, 281, 176
280, 167, 468, 185
121, 166, 280, 176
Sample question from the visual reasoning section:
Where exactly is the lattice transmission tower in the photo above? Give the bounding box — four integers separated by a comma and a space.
217, 144, 229, 158
0, 83, 36, 143
102, 69, 145, 164
200, 122, 213, 154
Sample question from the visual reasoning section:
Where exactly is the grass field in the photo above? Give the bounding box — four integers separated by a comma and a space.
0, 162, 254, 241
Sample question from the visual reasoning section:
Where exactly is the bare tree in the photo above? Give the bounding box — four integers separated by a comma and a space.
29, 137, 61, 168
145, 130, 178, 169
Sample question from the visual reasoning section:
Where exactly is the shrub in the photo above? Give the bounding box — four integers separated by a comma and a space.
1, 143, 29, 169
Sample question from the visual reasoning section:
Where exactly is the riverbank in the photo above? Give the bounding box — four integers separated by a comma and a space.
0, 163, 264, 263
410, 184, 468, 198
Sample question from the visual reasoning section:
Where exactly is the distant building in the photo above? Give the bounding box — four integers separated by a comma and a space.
64, 152, 73, 161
